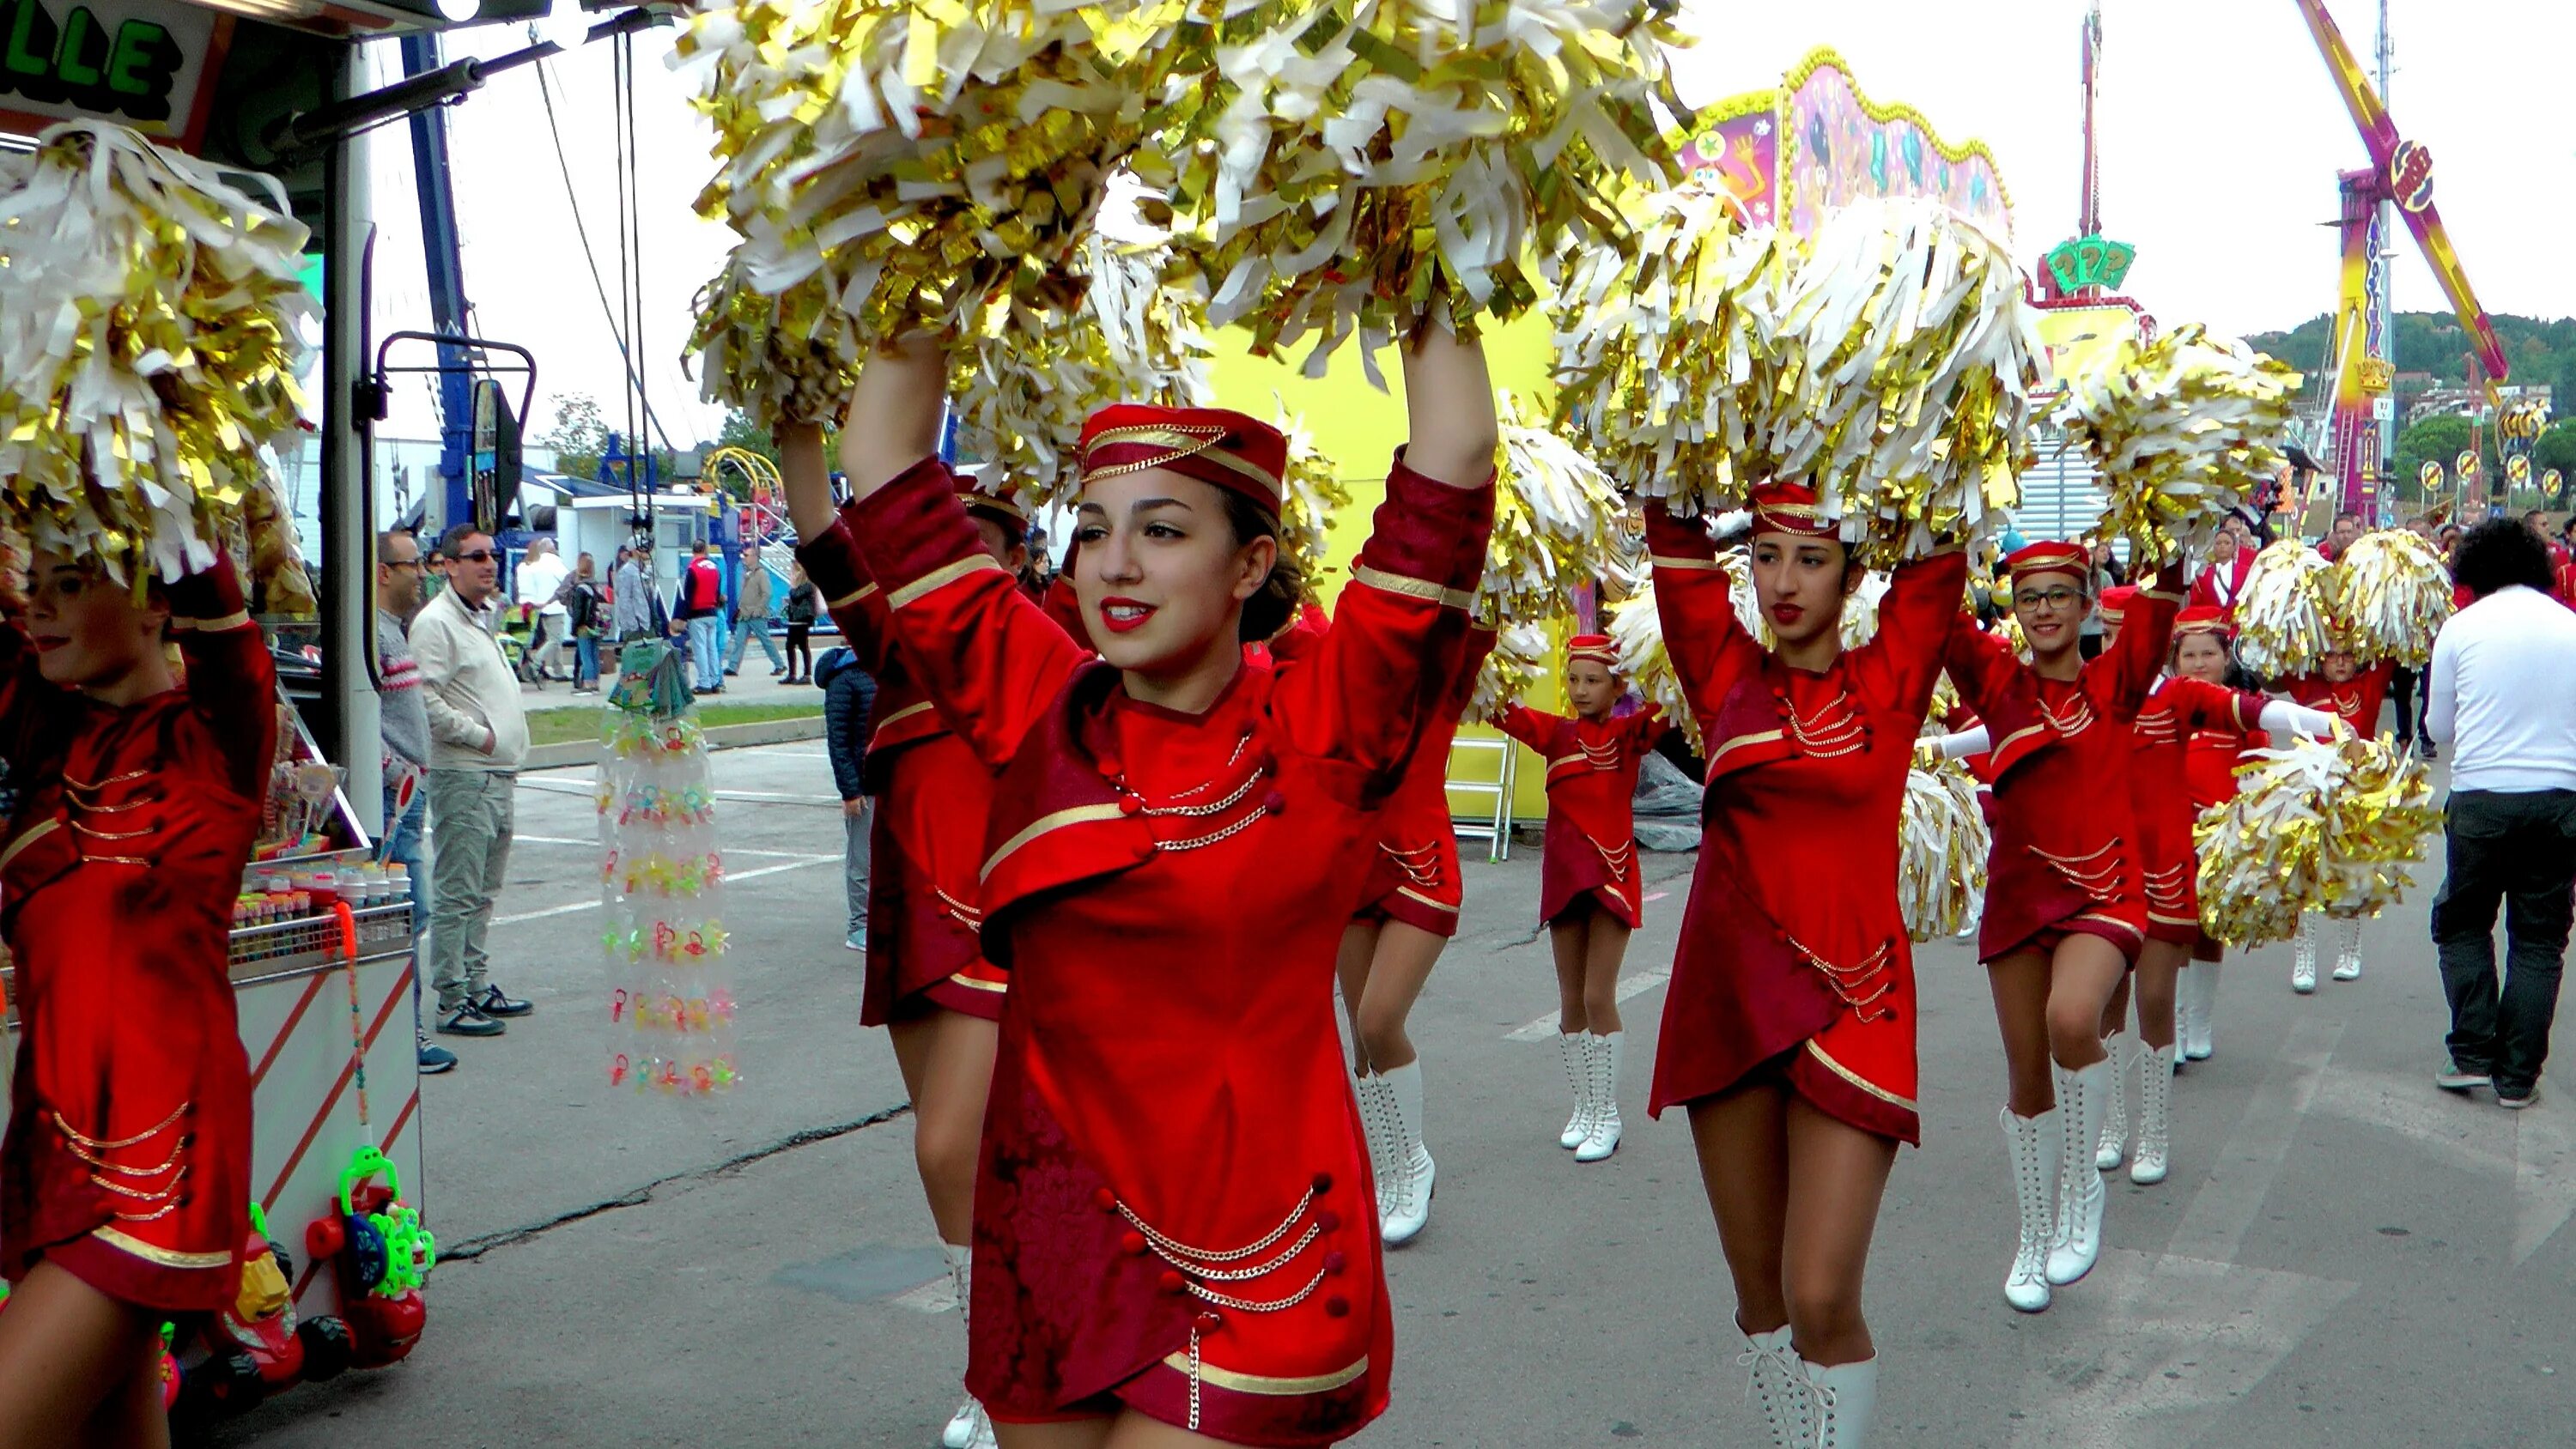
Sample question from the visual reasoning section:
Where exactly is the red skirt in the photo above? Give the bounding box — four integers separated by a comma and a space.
1537, 816, 1642, 931
1649, 852, 1919, 1145
1349, 833, 1462, 940
1978, 834, 2147, 967
3, 882, 252, 1313
863, 747, 1005, 1026
968, 1057, 1388, 1446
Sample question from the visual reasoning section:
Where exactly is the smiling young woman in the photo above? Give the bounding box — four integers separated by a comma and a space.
1640, 482, 1981, 1449
0, 553, 276, 1449
1937, 539, 2184, 1317
824, 326, 1495, 1449
781, 422, 1033, 1449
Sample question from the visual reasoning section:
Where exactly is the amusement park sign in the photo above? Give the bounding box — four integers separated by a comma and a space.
0, 0, 228, 151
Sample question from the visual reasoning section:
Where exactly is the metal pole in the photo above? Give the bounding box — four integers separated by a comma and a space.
325, 45, 385, 833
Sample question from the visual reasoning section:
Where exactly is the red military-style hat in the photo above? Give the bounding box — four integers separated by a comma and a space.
1566, 634, 1618, 667
957, 486, 1030, 541
1079, 404, 1290, 518
1748, 481, 1838, 539
2003, 540, 2089, 581
2098, 584, 2138, 620
2172, 605, 2231, 638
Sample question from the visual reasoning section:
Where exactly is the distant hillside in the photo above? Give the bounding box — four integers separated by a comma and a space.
2248, 312, 2576, 400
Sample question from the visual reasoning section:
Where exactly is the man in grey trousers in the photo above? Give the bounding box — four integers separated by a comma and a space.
410, 524, 537, 1038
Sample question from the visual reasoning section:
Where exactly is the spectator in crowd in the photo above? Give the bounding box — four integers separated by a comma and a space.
781, 561, 818, 684
410, 524, 537, 1040
2189, 510, 2257, 617
565, 552, 606, 694
724, 539, 790, 678
2078, 537, 2125, 660
515, 537, 571, 686
422, 546, 450, 601
612, 544, 656, 645
2426, 520, 2576, 1109
2319, 510, 2364, 561
817, 644, 877, 952
375, 530, 458, 1076
675, 539, 727, 694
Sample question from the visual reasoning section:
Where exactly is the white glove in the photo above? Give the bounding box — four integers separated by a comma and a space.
2257, 700, 2345, 741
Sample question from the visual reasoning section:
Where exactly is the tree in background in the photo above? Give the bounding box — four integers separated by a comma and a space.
537, 392, 609, 480
2392, 414, 2472, 505
2537, 421, 2576, 504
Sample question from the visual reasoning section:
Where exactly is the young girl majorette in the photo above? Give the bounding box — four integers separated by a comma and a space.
2176, 614, 2261, 1059
834, 324, 1496, 1449
0, 555, 276, 1448
2093, 603, 2336, 1182
2276, 650, 2393, 991
1646, 484, 1993, 1449
1342, 624, 1496, 1243
1941, 541, 2180, 1314
785, 423, 1031, 1449
1493, 635, 1669, 1163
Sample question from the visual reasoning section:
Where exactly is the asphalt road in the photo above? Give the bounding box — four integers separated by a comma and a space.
213, 743, 2576, 1448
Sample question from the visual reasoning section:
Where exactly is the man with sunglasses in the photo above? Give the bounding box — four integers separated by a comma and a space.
410, 525, 537, 1040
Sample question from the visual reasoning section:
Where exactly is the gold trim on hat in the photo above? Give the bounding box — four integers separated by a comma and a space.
1082, 424, 1284, 499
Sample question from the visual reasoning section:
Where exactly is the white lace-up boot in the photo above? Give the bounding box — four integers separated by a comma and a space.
1382, 1061, 1435, 1245
1354, 1072, 1396, 1221
1806, 1355, 1879, 1449
2293, 913, 2319, 993
1556, 1032, 1594, 1149
2180, 961, 2220, 1061
1576, 1032, 1624, 1162
2047, 1060, 2110, 1286
2332, 916, 2364, 980
1736, 1324, 1815, 1449
941, 1245, 985, 1449
2094, 1031, 2134, 1171
2129, 1043, 2177, 1185
1999, 1106, 2057, 1313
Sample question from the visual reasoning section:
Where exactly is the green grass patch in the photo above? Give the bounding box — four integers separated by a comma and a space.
526, 700, 823, 747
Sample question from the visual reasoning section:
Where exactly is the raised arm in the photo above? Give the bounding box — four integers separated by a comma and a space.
2097, 558, 2184, 717
848, 458, 1086, 769
838, 334, 949, 503
167, 556, 279, 802
1493, 702, 1559, 753
1273, 456, 1494, 786
784, 420, 904, 677
1853, 550, 1969, 721
1400, 322, 1502, 490
1940, 624, 2052, 779
1644, 505, 1758, 724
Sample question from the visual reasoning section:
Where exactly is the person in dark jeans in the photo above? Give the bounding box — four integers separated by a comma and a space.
781, 561, 818, 683
2426, 521, 2576, 1107
817, 645, 876, 951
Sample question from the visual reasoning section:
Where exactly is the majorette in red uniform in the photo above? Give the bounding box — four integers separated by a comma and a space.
1642, 484, 1992, 1443
787, 428, 1029, 1449
1493, 635, 1668, 1165
1939, 539, 2180, 1315
2186, 515, 2257, 619
1340, 618, 1494, 1246
2275, 652, 2394, 992
0, 560, 276, 1369
841, 375, 1493, 1445
2092, 599, 2330, 1188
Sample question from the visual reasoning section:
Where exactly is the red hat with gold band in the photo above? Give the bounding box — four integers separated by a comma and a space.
1079, 403, 1289, 518
957, 486, 1030, 542
2003, 540, 2088, 581
2097, 584, 2138, 620
1566, 634, 1618, 667
1748, 481, 1837, 539
2172, 605, 2231, 638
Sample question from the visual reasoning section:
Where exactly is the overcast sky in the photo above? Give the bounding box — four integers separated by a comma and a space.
370, 0, 2575, 445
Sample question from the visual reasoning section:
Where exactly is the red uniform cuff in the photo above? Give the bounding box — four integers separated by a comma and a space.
793, 518, 875, 613
167, 555, 248, 627
850, 458, 1000, 610
1644, 505, 1720, 567
1351, 452, 1493, 609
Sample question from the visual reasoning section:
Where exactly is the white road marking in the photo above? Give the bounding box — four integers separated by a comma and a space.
507, 834, 822, 858
2516, 1100, 2576, 1266
889, 1275, 958, 1314
1504, 963, 1672, 1042
2008, 1018, 2355, 1448
491, 855, 840, 925
2166, 1016, 2342, 1266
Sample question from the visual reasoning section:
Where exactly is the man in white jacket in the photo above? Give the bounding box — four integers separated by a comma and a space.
515, 537, 572, 687
411, 524, 537, 1039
